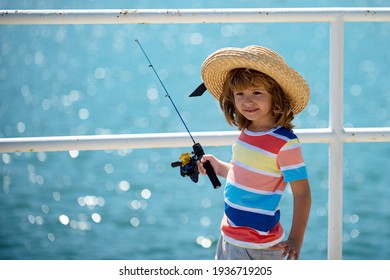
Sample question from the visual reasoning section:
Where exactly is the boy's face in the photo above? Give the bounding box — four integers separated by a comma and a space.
233, 85, 274, 131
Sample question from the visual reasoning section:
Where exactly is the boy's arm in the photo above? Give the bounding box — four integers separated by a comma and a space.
283, 178, 311, 260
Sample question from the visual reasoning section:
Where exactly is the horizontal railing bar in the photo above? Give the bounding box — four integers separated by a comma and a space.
343, 127, 390, 142
1, 8, 390, 25
1, 127, 389, 153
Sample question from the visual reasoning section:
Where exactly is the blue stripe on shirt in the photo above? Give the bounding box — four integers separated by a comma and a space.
225, 183, 282, 212
273, 127, 297, 140
225, 202, 280, 232
282, 165, 308, 182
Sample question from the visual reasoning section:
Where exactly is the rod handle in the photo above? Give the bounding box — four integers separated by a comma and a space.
203, 160, 221, 189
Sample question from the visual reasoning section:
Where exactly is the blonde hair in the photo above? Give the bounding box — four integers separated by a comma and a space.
220, 68, 295, 130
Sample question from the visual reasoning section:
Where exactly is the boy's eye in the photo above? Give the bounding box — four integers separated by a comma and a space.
234, 92, 243, 96
253, 91, 263, 95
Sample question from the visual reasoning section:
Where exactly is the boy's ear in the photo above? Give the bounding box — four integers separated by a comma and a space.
189, 83, 207, 97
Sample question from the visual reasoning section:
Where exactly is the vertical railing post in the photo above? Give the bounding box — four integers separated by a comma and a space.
328, 16, 345, 260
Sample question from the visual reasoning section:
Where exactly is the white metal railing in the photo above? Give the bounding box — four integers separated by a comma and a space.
0, 128, 389, 153
1, 8, 390, 260
1, 8, 390, 24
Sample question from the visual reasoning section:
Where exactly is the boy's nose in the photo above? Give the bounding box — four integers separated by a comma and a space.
243, 96, 255, 105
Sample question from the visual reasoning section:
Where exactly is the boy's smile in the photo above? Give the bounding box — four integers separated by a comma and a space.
243, 108, 259, 113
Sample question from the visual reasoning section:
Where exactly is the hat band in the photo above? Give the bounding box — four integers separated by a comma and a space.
189, 83, 207, 97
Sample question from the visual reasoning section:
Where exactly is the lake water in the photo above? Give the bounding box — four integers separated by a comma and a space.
1, 0, 389, 260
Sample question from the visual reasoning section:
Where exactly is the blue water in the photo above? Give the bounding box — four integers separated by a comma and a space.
1, 0, 389, 260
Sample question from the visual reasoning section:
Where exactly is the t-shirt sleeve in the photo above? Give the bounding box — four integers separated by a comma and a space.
277, 139, 308, 182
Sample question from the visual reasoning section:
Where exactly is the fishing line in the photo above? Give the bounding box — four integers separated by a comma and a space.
135, 39, 196, 144
134, 39, 221, 189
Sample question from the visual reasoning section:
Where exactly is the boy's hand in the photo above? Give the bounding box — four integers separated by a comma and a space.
197, 154, 215, 175
196, 155, 231, 178
271, 239, 301, 260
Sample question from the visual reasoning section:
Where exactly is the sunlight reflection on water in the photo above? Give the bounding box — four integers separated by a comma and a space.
1, 1, 390, 261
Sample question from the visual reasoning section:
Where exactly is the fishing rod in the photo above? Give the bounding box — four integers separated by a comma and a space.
135, 39, 195, 144
135, 39, 221, 189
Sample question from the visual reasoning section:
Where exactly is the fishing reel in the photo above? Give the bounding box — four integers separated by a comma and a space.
171, 143, 221, 189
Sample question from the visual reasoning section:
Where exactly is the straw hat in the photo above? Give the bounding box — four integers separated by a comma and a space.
201, 45, 310, 114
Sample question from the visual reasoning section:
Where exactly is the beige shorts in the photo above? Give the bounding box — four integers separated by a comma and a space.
215, 235, 284, 260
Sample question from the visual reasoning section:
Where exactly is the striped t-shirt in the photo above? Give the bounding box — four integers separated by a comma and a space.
221, 126, 308, 249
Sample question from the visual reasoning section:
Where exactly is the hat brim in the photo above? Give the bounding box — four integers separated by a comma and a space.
201, 46, 310, 115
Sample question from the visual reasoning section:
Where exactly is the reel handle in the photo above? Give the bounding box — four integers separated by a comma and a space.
202, 160, 221, 189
